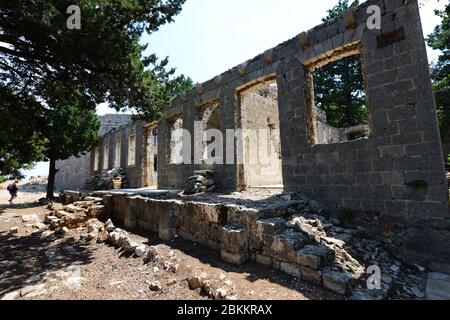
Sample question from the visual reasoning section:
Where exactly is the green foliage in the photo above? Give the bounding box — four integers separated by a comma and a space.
427, 4, 450, 142
0, 0, 193, 189
321, 0, 360, 22
313, 56, 367, 128
406, 180, 429, 189
314, 0, 367, 129
0, 87, 46, 176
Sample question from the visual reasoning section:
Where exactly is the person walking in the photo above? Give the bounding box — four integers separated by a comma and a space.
7, 180, 19, 204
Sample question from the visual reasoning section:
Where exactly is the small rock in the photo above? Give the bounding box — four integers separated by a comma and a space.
121, 237, 138, 253
97, 230, 109, 243
0, 290, 20, 300
171, 264, 179, 273
145, 246, 160, 262
135, 245, 147, 257
21, 214, 40, 223
109, 280, 123, 286
414, 264, 425, 272
390, 264, 400, 273
25, 275, 42, 284
20, 284, 47, 298
149, 281, 162, 291
10, 227, 19, 235
167, 278, 177, 286
105, 219, 115, 232
223, 280, 233, 286
411, 286, 425, 299
212, 288, 228, 300
187, 276, 203, 290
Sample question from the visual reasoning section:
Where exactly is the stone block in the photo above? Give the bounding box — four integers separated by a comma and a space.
280, 262, 301, 278
322, 270, 353, 295
256, 254, 272, 267
300, 266, 322, 285
296, 244, 334, 270
265, 229, 305, 262
221, 250, 247, 265
221, 225, 248, 254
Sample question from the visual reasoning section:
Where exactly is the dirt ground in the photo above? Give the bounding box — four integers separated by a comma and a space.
0, 180, 341, 300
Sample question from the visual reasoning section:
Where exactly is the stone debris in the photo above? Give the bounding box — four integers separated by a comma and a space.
85, 168, 129, 190
44, 197, 106, 233
105, 219, 115, 232
21, 214, 40, 223
135, 245, 148, 257
149, 281, 162, 292
145, 246, 161, 263
9, 227, 19, 235
51, 190, 428, 300
182, 170, 216, 195
186, 272, 237, 300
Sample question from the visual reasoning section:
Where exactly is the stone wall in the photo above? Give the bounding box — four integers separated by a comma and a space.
55, 114, 132, 191
92, 121, 158, 189
54, 153, 91, 192
157, 0, 449, 266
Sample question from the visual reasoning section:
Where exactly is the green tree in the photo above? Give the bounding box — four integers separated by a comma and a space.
41, 89, 101, 199
314, 0, 367, 129
0, 0, 193, 196
427, 3, 450, 144
0, 87, 46, 177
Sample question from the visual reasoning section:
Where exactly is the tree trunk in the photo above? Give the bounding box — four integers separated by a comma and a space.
46, 157, 57, 200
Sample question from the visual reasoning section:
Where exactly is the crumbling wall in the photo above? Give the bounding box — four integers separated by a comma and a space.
158, 0, 449, 269
313, 108, 348, 145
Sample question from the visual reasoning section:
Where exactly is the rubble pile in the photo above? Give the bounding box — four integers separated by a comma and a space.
242, 195, 428, 299
44, 196, 106, 232
182, 170, 216, 195
84, 168, 129, 190
52, 190, 427, 299
186, 273, 238, 300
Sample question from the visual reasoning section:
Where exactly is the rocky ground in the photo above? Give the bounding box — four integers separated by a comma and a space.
0, 181, 341, 300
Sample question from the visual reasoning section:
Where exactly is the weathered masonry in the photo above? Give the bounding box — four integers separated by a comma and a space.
158, 0, 448, 221
55, 114, 132, 191
91, 120, 159, 188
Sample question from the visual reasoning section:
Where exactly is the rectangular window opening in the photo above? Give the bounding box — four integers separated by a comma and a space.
168, 116, 184, 165
93, 146, 99, 172
307, 47, 370, 145
114, 139, 121, 168
128, 134, 136, 167
103, 143, 109, 170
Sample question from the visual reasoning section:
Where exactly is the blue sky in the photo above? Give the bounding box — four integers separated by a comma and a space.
24, 0, 447, 178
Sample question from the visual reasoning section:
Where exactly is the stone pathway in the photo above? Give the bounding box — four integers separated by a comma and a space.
426, 272, 450, 300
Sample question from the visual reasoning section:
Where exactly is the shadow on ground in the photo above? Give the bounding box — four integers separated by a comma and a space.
0, 231, 95, 296
0, 201, 45, 215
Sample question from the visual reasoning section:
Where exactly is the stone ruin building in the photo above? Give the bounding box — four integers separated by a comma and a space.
55, 0, 450, 297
